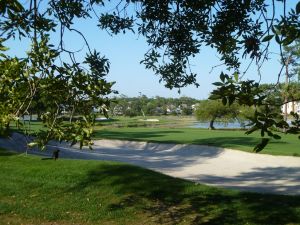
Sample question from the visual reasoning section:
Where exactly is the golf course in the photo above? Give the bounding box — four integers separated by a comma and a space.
1, 115, 300, 224
1, 1, 300, 224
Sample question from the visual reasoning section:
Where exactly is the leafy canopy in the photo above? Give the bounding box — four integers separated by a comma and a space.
0, 0, 300, 151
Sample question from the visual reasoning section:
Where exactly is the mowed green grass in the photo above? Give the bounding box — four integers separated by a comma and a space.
12, 117, 300, 156
14, 116, 196, 131
1, 149, 300, 225
95, 116, 196, 128
94, 127, 300, 156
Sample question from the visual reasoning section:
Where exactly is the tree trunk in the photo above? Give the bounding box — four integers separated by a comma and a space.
37, 112, 41, 121
292, 99, 295, 113
5, 121, 10, 132
69, 105, 75, 123
209, 119, 215, 130
284, 55, 291, 122
141, 109, 146, 118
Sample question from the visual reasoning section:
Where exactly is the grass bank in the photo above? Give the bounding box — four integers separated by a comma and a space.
94, 127, 300, 156
1, 148, 300, 224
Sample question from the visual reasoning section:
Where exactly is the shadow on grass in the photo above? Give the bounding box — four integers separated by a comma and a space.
189, 137, 260, 148
69, 164, 300, 224
95, 118, 119, 125
189, 166, 300, 194
41, 157, 54, 160
0, 148, 18, 156
188, 137, 286, 150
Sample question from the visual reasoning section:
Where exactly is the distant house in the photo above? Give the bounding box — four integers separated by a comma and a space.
281, 101, 300, 114
113, 105, 124, 116
180, 103, 188, 109
175, 107, 182, 114
166, 104, 176, 114
191, 103, 199, 110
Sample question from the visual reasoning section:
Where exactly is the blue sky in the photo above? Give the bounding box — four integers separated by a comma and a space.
8, 1, 298, 99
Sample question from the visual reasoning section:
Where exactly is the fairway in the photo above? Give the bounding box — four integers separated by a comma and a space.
11, 118, 300, 156
1, 148, 300, 225
94, 127, 300, 156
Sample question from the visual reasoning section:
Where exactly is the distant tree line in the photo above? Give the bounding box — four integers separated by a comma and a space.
109, 95, 199, 117
25, 81, 298, 122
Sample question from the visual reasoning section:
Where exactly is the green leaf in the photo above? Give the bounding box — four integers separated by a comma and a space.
228, 95, 235, 106
296, 1, 300, 14
222, 97, 227, 105
212, 82, 223, 86
261, 35, 274, 42
273, 134, 281, 140
13, 1, 25, 12
253, 138, 270, 153
245, 126, 258, 135
0, 45, 9, 51
82, 128, 90, 134
260, 129, 265, 137
220, 72, 225, 82
209, 94, 221, 100
275, 35, 281, 44
233, 72, 239, 82
282, 37, 294, 46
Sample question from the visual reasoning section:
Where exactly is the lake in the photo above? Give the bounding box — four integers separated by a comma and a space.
190, 121, 250, 129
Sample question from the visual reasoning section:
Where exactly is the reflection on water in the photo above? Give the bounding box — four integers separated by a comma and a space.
190, 119, 294, 129
190, 121, 250, 129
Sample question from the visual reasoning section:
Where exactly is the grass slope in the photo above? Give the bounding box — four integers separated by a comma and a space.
1, 148, 300, 225
94, 127, 300, 156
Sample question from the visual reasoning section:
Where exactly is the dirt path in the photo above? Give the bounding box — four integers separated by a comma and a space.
1, 133, 300, 195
